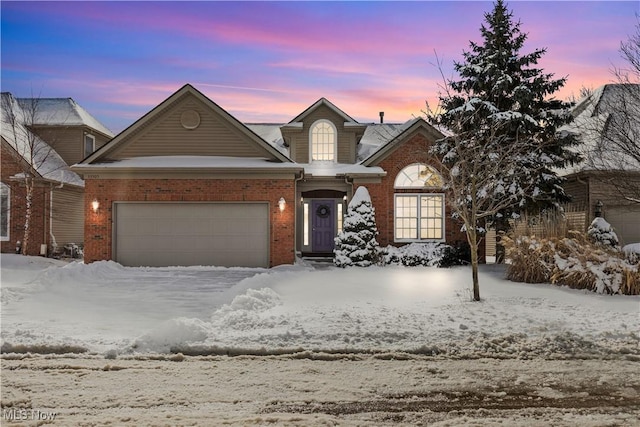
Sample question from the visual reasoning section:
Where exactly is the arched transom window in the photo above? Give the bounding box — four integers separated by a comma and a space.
394, 163, 444, 189
310, 120, 336, 162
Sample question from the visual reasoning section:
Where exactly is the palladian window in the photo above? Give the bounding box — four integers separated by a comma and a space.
310, 120, 336, 162
394, 164, 445, 242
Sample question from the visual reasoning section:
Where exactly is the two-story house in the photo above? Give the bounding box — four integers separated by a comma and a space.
1, 92, 113, 256
73, 84, 469, 267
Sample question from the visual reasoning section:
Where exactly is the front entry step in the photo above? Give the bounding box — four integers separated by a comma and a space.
300, 256, 335, 269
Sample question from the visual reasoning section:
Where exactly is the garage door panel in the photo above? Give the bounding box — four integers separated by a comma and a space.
115, 203, 269, 267
607, 206, 640, 245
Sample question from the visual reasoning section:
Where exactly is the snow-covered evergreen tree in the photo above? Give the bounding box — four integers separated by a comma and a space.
427, 0, 580, 300
334, 186, 379, 267
587, 217, 620, 248
438, 0, 580, 192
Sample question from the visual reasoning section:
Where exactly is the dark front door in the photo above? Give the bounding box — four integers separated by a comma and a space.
312, 199, 335, 252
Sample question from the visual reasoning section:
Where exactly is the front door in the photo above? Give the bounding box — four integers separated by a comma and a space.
312, 199, 335, 252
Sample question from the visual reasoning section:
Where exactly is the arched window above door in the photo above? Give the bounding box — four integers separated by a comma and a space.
309, 120, 337, 162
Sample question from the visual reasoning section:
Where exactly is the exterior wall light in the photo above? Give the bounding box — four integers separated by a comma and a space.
91, 199, 100, 212
595, 200, 603, 217
278, 197, 286, 212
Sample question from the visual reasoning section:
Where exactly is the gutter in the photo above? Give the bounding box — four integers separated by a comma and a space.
70, 165, 305, 176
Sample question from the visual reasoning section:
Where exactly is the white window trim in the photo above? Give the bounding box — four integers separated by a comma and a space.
84, 134, 96, 158
1, 182, 10, 241
309, 119, 337, 163
394, 193, 445, 243
394, 163, 444, 189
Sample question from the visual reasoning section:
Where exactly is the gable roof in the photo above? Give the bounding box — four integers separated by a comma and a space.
287, 97, 359, 125
360, 118, 445, 166
82, 84, 292, 165
560, 83, 640, 175
1, 93, 84, 186
16, 97, 113, 138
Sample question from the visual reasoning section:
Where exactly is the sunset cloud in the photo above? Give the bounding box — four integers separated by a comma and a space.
2, 1, 637, 133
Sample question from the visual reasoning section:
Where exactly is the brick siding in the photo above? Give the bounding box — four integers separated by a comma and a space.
360, 131, 485, 262
1, 144, 49, 256
83, 178, 296, 267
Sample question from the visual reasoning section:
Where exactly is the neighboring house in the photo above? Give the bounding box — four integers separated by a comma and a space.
561, 84, 640, 246
73, 83, 470, 267
1, 93, 113, 256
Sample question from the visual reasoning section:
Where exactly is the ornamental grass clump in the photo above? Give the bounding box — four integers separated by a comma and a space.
503, 231, 640, 295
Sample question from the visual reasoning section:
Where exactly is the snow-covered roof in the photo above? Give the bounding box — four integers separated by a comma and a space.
245, 119, 427, 168
559, 84, 640, 175
73, 156, 303, 172
357, 120, 419, 162
17, 97, 114, 137
245, 124, 288, 156
73, 155, 386, 178
301, 162, 385, 178
1, 93, 84, 187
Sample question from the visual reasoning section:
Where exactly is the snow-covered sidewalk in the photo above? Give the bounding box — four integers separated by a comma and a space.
1, 254, 638, 359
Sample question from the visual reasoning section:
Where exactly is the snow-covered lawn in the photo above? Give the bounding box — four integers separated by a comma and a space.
1, 254, 638, 359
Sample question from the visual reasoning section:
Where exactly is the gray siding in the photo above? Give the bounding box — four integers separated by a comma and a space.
31, 126, 110, 166
111, 94, 272, 160
285, 105, 361, 164
51, 187, 84, 246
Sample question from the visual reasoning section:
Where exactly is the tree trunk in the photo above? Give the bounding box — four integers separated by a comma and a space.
465, 221, 481, 302
470, 231, 480, 301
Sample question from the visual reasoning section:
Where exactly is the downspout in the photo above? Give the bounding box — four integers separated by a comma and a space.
344, 175, 354, 201
49, 181, 64, 256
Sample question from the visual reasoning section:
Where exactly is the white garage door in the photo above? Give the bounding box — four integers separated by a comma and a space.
115, 202, 269, 267
606, 206, 640, 246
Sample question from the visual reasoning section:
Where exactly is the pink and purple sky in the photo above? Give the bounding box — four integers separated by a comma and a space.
1, 1, 638, 134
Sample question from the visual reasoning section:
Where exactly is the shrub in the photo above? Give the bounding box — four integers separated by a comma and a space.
502, 232, 640, 295
438, 241, 472, 268
384, 242, 447, 267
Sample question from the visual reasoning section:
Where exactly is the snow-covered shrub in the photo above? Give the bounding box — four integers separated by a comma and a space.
623, 243, 640, 264
587, 217, 619, 248
383, 242, 448, 267
334, 187, 380, 267
503, 232, 640, 295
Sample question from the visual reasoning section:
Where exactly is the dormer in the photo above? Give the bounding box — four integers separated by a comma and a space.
17, 97, 113, 166
281, 98, 367, 164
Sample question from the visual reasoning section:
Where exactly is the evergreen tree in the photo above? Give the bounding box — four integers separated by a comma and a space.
334, 186, 380, 267
427, 0, 580, 299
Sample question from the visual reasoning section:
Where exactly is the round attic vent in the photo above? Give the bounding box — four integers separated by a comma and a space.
181, 110, 200, 129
